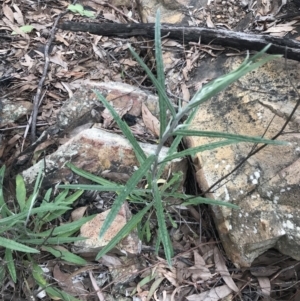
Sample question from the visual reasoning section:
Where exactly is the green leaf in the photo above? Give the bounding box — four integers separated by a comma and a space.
173, 129, 286, 145
16, 174, 26, 211
98, 155, 155, 238
128, 46, 176, 119
19, 236, 86, 245
94, 90, 147, 165
41, 190, 83, 223
42, 246, 87, 265
65, 162, 121, 186
67, 4, 95, 18
0, 237, 39, 253
0, 265, 6, 283
159, 139, 237, 164
153, 181, 173, 266
5, 248, 16, 283
0, 205, 71, 226
186, 45, 280, 112
155, 10, 168, 138
0, 165, 11, 217
96, 202, 152, 260
35, 215, 96, 237
12, 25, 34, 35
182, 196, 239, 209
148, 277, 165, 301
59, 184, 123, 192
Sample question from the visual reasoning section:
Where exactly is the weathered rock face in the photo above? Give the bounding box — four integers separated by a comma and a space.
22, 127, 187, 188
185, 56, 300, 267
0, 98, 32, 127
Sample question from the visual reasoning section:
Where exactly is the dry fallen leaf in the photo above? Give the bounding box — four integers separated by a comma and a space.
142, 103, 160, 137
188, 251, 213, 282
214, 247, 239, 293
186, 284, 232, 301
53, 265, 87, 301
206, 14, 215, 28
257, 276, 271, 296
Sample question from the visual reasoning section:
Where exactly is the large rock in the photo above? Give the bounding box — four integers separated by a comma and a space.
22, 127, 187, 188
185, 56, 300, 267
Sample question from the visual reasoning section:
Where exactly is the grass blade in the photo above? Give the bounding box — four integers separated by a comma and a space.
99, 155, 155, 238
65, 162, 120, 186
173, 129, 286, 145
182, 197, 239, 208
153, 181, 173, 266
187, 49, 281, 111
5, 248, 17, 282
93, 90, 147, 164
155, 10, 167, 138
59, 184, 123, 192
128, 46, 176, 118
96, 202, 153, 260
19, 237, 86, 244
159, 139, 237, 164
42, 246, 87, 265
0, 165, 11, 217
0, 237, 39, 253
16, 174, 26, 212
36, 215, 96, 237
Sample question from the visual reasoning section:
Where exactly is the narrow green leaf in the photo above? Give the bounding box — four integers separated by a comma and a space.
42, 246, 87, 265
173, 129, 286, 145
5, 248, 16, 283
147, 277, 165, 301
155, 10, 167, 138
0, 237, 39, 253
19, 237, 86, 245
153, 181, 173, 266
65, 162, 120, 186
16, 174, 26, 211
96, 202, 152, 260
12, 25, 34, 35
59, 184, 123, 192
44, 188, 52, 202
182, 197, 239, 209
43, 190, 83, 223
34, 215, 96, 237
0, 165, 11, 217
0, 265, 6, 283
159, 172, 182, 193
94, 90, 147, 165
0, 205, 71, 226
128, 46, 176, 118
159, 139, 237, 164
99, 155, 155, 238
187, 49, 280, 111
67, 4, 96, 18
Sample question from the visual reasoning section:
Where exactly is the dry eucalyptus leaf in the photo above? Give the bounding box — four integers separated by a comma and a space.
257, 276, 271, 296
214, 247, 239, 293
186, 284, 232, 301
142, 103, 160, 137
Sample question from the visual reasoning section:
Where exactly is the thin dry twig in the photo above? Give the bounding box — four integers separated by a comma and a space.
30, 10, 69, 142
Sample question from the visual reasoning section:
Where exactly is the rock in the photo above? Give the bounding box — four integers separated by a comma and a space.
0, 98, 32, 127
185, 55, 300, 267
72, 203, 141, 257
56, 81, 160, 132
22, 127, 187, 190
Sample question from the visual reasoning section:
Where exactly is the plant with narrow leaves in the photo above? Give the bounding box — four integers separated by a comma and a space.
60, 11, 285, 266
0, 165, 94, 300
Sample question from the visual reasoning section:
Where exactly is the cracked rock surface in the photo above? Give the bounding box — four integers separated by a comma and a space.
186, 56, 300, 267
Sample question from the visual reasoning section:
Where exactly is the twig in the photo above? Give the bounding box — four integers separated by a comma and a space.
30, 11, 68, 142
